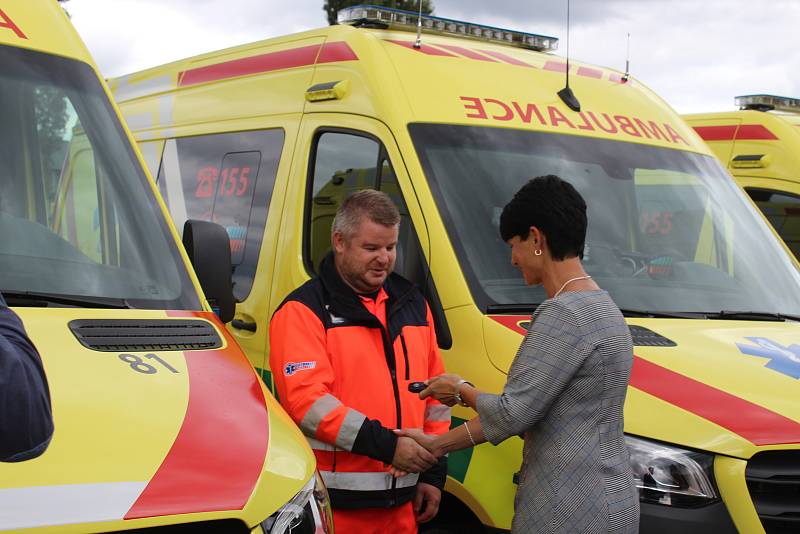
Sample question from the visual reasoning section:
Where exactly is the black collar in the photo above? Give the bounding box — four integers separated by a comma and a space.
318, 252, 416, 323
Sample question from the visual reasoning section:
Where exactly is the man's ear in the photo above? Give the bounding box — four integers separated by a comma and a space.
332, 231, 345, 254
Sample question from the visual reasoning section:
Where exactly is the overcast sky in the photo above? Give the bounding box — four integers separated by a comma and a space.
66, 0, 799, 113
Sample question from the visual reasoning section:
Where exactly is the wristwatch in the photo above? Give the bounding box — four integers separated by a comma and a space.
454, 379, 474, 407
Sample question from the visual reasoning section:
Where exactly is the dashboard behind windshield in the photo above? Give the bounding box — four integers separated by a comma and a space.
0, 45, 198, 309
409, 124, 800, 315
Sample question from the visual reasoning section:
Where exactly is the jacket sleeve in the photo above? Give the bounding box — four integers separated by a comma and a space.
0, 293, 54, 462
269, 300, 398, 464
420, 304, 449, 489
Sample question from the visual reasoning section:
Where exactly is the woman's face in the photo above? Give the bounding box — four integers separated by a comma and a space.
507, 232, 543, 286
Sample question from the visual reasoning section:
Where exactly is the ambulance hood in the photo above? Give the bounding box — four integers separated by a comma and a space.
484, 315, 800, 459
1, 308, 313, 531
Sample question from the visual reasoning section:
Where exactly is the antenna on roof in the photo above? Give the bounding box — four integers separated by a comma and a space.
414, 0, 424, 49
557, 0, 581, 112
622, 33, 631, 82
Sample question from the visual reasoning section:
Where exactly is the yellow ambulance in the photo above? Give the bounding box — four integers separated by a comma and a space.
684, 95, 800, 259
112, 5, 800, 533
0, 2, 332, 533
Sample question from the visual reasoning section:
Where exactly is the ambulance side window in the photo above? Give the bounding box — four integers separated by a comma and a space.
306, 132, 381, 272
156, 129, 284, 301
746, 188, 800, 258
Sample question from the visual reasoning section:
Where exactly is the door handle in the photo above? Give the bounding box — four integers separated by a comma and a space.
231, 319, 257, 332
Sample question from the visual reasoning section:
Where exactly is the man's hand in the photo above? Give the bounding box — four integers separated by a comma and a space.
414, 482, 441, 524
394, 428, 442, 457
392, 436, 437, 473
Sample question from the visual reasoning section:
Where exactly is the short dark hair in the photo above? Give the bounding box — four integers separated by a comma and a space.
499, 175, 587, 260
332, 189, 400, 239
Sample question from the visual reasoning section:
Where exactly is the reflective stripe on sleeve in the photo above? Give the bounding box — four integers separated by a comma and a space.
300, 394, 342, 436
337, 408, 367, 451
319, 471, 420, 491
424, 404, 452, 423
306, 436, 343, 452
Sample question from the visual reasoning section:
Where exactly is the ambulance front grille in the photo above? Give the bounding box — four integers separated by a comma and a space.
124, 519, 249, 533
746, 451, 800, 533
69, 319, 222, 352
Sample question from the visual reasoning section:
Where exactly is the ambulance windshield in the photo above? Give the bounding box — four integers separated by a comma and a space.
410, 124, 800, 315
0, 45, 199, 309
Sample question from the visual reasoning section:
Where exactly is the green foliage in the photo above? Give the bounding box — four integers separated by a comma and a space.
323, 0, 434, 26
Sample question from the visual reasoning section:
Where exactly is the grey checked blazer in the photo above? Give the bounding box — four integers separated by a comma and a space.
477, 290, 639, 533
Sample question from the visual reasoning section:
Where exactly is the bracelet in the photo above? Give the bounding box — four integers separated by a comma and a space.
453, 379, 475, 407
463, 421, 477, 446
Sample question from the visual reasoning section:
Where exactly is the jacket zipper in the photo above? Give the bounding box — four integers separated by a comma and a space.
400, 333, 410, 380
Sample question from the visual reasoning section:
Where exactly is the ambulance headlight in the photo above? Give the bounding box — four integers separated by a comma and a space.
626, 435, 718, 507
262, 471, 333, 533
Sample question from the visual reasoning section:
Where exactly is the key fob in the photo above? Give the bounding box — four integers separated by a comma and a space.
408, 381, 427, 393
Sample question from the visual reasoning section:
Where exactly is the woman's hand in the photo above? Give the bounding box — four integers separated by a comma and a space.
394, 428, 444, 457
420, 374, 463, 406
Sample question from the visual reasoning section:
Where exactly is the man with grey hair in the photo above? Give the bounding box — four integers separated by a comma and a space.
270, 189, 450, 533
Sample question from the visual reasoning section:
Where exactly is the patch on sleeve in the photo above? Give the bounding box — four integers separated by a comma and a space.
284, 361, 317, 376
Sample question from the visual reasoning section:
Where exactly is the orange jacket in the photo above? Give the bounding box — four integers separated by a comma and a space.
270, 254, 450, 508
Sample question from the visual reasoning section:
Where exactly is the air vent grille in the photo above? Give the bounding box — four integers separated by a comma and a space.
69, 319, 222, 352
629, 325, 676, 347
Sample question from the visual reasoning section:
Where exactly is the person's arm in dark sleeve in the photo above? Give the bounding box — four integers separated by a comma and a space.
0, 293, 54, 462
419, 456, 447, 489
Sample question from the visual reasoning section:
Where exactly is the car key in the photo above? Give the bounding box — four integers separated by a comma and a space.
408, 381, 427, 393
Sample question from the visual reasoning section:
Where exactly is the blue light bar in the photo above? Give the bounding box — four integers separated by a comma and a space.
337, 4, 559, 52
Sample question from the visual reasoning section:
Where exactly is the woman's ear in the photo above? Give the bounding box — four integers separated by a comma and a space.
529, 226, 545, 249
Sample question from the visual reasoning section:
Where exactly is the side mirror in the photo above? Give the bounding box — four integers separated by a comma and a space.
182, 220, 235, 323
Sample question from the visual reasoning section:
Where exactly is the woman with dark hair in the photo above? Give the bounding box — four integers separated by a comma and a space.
397, 175, 639, 533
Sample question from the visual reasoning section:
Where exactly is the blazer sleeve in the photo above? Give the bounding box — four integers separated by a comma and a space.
476, 299, 593, 445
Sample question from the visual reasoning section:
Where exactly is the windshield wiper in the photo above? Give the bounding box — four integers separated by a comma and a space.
485, 303, 540, 314
618, 308, 705, 319
2, 290, 131, 309
702, 310, 800, 322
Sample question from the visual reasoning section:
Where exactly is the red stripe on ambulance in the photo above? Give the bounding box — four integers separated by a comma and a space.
577, 66, 603, 79
692, 124, 779, 141
477, 49, 533, 67
630, 356, 800, 445
435, 43, 498, 62
125, 311, 268, 518
317, 41, 359, 63
385, 39, 457, 56
178, 42, 358, 87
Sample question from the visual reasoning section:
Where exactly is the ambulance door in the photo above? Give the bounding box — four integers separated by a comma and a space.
270, 114, 451, 355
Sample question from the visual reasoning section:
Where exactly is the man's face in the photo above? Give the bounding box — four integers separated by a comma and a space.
333, 217, 399, 293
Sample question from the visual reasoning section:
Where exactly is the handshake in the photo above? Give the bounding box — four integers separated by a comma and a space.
390, 428, 442, 478
388, 373, 469, 477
